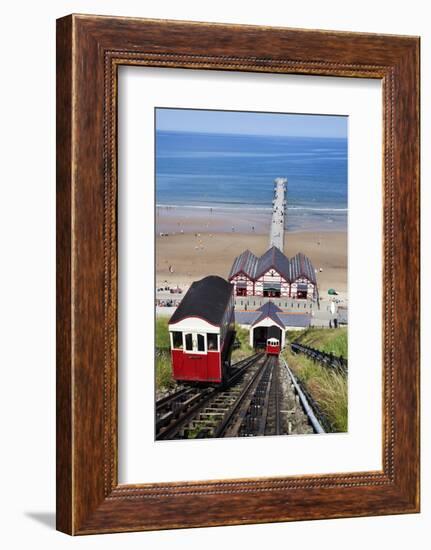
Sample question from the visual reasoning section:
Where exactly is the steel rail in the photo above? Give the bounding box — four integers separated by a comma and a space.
282, 357, 325, 434
156, 352, 264, 440
155, 353, 261, 412
273, 361, 281, 435
156, 387, 191, 411
156, 387, 217, 440
213, 356, 271, 438
256, 357, 275, 436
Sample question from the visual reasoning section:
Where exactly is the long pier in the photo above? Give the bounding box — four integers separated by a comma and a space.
269, 177, 287, 252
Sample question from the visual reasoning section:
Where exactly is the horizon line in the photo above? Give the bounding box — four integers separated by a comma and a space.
155, 128, 347, 140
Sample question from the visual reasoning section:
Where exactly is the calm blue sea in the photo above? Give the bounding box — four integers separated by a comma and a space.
155, 130, 348, 231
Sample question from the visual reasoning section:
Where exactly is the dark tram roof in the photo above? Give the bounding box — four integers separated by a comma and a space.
229, 246, 316, 283
169, 276, 233, 327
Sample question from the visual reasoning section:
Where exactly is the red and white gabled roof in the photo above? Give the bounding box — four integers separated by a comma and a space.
228, 249, 258, 280
254, 246, 290, 280
229, 246, 316, 284
289, 252, 317, 283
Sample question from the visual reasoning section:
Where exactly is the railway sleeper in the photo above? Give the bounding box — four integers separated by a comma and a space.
182, 393, 207, 408
198, 412, 225, 419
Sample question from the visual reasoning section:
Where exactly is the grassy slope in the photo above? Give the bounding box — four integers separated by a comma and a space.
283, 327, 348, 432
156, 316, 170, 350
155, 349, 175, 391
155, 316, 174, 391
231, 325, 253, 362
287, 327, 348, 358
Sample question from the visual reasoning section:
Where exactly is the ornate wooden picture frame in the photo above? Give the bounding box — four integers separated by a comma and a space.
56, 14, 420, 535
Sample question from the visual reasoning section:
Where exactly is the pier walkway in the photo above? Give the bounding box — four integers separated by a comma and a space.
269, 177, 287, 252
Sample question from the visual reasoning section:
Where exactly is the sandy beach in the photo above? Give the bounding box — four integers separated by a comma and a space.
156, 229, 347, 296
156, 205, 347, 235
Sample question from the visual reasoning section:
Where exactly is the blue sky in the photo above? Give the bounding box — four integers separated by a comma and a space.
156, 108, 347, 139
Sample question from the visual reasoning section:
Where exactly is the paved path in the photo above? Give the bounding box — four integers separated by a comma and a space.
269, 177, 287, 251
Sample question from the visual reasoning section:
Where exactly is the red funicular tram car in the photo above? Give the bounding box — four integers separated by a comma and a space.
266, 337, 281, 356
168, 276, 235, 384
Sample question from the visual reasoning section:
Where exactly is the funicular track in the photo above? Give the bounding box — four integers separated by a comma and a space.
214, 355, 279, 438
155, 353, 263, 440
156, 352, 325, 440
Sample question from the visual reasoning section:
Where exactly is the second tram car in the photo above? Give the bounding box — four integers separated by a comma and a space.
266, 337, 281, 356
168, 276, 235, 384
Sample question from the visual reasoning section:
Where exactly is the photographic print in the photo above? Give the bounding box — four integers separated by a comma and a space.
155, 107, 348, 440
56, 16, 420, 532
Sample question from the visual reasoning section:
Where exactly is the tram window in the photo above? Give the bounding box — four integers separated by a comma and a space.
185, 333, 193, 351
171, 331, 183, 349
207, 333, 218, 351
197, 334, 205, 352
